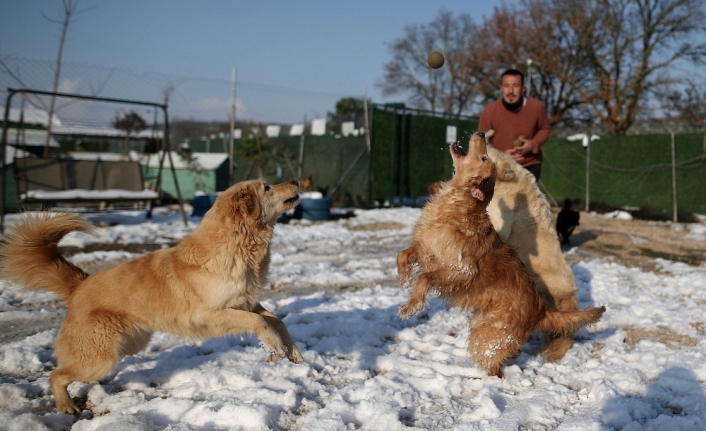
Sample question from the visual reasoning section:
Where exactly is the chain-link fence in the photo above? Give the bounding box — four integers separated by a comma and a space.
542, 133, 706, 218
0, 57, 355, 127
368, 105, 706, 218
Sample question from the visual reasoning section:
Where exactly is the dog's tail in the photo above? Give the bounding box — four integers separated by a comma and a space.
536, 306, 606, 336
0, 213, 95, 301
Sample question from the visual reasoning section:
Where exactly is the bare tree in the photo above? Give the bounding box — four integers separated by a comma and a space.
468, 0, 706, 133
519, 0, 596, 126
468, 1, 605, 128
378, 10, 480, 116
567, 0, 706, 134
326, 97, 369, 133
42, 0, 88, 157
660, 80, 706, 130
113, 111, 147, 158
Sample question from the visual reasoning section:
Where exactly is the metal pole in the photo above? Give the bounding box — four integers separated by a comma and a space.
585, 141, 590, 212
161, 104, 188, 226
671, 133, 677, 222
297, 114, 306, 179
1, 90, 17, 233
526, 59, 533, 96
229, 67, 237, 185
363, 87, 371, 152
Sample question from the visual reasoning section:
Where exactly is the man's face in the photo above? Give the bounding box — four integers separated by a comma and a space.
501, 74, 524, 104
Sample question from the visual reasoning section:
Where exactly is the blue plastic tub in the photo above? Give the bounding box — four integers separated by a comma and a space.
294, 197, 332, 221
191, 194, 218, 217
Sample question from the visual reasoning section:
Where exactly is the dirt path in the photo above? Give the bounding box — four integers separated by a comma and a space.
559, 210, 706, 272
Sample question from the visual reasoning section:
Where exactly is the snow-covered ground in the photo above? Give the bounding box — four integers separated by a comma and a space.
1, 207, 706, 431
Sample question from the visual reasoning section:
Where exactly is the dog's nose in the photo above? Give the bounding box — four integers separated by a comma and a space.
291, 180, 299, 187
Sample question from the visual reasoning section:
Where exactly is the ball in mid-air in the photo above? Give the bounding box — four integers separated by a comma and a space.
427, 51, 445, 69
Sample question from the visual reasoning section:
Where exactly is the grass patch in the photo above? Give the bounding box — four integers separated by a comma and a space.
623, 327, 696, 350
639, 247, 703, 266
623, 328, 696, 349
347, 221, 406, 232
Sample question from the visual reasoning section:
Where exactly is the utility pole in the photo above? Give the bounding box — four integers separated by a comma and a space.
229, 67, 237, 185
526, 59, 533, 96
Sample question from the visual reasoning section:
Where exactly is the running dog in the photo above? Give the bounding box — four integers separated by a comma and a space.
0, 180, 304, 414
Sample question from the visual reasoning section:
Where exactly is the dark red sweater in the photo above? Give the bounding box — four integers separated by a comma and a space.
478, 97, 551, 168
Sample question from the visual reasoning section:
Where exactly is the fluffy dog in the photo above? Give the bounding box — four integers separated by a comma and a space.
483, 129, 582, 361
397, 133, 605, 378
557, 198, 581, 245
0, 180, 304, 414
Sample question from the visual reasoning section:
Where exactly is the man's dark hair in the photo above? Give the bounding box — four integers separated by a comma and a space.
501, 68, 525, 86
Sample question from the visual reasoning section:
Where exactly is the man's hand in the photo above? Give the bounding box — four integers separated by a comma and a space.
506, 136, 532, 162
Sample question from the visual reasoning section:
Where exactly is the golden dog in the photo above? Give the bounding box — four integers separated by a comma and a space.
397, 133, 604, 378
0, 180, 304, 414
483, 129, 582, 361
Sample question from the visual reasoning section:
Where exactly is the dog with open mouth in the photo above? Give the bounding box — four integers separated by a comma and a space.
397, 132, 605, 377
0, 180, 304, 414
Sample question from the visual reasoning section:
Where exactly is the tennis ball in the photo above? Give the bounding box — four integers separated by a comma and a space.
427, 51, 445, 69
513, 137, 523, 147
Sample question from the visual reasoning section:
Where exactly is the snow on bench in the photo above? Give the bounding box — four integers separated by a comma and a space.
14, 157, 159, 213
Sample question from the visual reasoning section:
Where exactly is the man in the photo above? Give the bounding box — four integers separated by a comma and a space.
478, 68, 550, 181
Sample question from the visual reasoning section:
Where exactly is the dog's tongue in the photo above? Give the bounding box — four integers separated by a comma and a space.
471, 185, 484, 201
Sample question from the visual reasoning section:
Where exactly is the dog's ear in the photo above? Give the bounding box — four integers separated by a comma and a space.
231, 184, 261, 220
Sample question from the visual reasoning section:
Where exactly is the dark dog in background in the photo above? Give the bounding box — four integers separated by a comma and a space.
427, 181, 442, 196
556, 199, 580, 245
300, 173, 313, 192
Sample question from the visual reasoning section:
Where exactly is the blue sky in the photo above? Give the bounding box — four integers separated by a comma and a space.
0, 0, 513, 124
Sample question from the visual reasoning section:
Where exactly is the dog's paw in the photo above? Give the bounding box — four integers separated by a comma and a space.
56, 398, 82, 416
398, 300, 423, 319
398, 276, 413, 289
266, 352, 282, 363
265, 344, 304, 364
287, 345, 304, 364
260, 341, 287, 359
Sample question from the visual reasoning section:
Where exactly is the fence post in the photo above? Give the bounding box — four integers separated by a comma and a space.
297, 114, 306, 180
585, 141, 590, 212
671, 133, 677, 222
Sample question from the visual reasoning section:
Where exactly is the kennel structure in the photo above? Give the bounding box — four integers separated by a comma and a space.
0, 88, 188, 232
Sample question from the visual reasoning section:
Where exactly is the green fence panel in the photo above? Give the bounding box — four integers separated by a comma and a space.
370, 105, 704, 216
542, 133, 706, 216
369, 104, 478, 205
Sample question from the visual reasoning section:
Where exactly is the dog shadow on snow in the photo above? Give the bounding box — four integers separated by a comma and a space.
104, 292, 449, 399
601, 365, 706, 428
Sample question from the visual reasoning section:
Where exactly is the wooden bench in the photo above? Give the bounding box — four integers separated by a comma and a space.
14, 157, 159, 216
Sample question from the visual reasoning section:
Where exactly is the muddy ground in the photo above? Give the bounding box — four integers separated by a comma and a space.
558, 210, 706, 272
